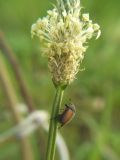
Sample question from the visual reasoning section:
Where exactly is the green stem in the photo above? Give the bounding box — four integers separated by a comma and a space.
46, 86, 64, 160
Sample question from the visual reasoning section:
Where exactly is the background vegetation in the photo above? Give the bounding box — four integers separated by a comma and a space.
0, 0, 120, 159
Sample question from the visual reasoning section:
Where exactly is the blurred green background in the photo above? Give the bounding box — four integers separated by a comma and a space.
0, 0, 120, 160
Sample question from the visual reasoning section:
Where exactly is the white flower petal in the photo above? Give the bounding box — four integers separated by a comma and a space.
82, 13, 89, 21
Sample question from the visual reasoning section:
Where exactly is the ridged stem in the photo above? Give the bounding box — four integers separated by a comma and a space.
46, 86, 64, 160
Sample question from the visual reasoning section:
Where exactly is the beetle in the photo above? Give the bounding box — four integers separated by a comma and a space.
57, 103, 76, 127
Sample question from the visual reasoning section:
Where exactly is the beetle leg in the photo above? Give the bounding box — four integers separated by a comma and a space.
50, 114, 61, 121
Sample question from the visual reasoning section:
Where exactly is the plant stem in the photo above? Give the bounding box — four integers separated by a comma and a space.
0, 52, 34, 160
0, 31, 45, 159
0, 31, 35, 112
46, 86, 64, 160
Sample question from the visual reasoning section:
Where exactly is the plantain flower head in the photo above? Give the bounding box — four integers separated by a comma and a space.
31, 0, 101, 86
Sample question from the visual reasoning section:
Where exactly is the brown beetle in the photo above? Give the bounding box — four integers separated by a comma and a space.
57, 103, 76, 127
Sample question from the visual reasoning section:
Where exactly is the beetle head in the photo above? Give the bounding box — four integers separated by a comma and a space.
65, 103, 76, 112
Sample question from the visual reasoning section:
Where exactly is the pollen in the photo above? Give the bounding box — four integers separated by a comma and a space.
31, 0, 101, 86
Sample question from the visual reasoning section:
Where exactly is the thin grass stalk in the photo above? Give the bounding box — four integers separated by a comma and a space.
0, 52, 34, 160
0, 31, 46, 159
0, 31, 34, 112
46, 86, 64, 160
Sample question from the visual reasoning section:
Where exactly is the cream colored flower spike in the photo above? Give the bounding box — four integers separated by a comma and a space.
31, 0, 101, 86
